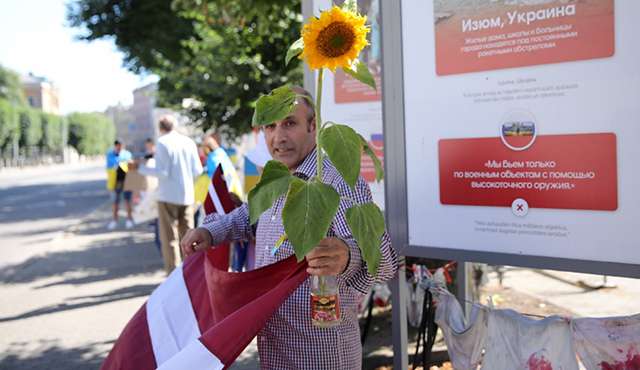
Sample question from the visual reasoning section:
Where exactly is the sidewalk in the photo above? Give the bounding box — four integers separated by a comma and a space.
0, 203, 164, 369
492, 267, 640, 317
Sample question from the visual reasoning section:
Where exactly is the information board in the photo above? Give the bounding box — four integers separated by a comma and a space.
397, 0, 640, 270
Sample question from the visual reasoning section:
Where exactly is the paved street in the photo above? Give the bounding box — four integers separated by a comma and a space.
0, 162, 165, 369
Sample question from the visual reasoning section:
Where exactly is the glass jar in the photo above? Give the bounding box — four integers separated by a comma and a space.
310, 275, 341, 327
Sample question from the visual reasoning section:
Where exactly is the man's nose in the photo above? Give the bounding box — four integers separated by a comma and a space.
273, 125, 288, 142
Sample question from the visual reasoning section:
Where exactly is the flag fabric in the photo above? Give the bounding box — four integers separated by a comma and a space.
102, 164, 309, 369
203, 165, 236, 270
102, 244, 308, 369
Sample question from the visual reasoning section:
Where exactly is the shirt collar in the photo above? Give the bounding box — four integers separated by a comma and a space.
293, 147, 318, 180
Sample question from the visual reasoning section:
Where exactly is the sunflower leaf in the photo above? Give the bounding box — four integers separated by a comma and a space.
252, 86, 297, 127
248, 160, 293, 224
285, 38, 304, 66
282, 179, 340, 261
343, 59, 376, 90
346, 202, 385, 276
319, 124, 362, 188
358, 134, 384, 182
341, 0, 358, 13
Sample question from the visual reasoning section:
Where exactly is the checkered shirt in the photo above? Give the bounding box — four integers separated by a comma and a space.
202, 148, 399, 369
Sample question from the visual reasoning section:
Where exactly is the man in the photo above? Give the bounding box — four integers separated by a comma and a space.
180, 88, 398, 369
106, 139, 133, 230
137, 115, 203, 274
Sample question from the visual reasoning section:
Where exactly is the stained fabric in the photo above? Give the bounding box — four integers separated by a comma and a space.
434, 291, 487, 370
572, 314, 640, 370
484, 309, 579, 370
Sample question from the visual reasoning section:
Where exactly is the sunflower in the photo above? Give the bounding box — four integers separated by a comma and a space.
300, 6, 369, 71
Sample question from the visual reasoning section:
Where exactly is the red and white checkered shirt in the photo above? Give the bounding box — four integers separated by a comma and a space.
202, 148, 399, 369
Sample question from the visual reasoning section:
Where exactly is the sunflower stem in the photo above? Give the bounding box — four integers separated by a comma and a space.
315, 68, 324, 181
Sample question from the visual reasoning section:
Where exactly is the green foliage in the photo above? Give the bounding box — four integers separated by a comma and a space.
282, 178, 340, 261
343, 59, 376, 90
346, 203, 385, 275
66, 0, 194, 73
248, 160, 293, 224
252, 86, 298, 127
359, 134, 384, 182
40, 113, 66, 152
67, 112, 115, 155
285, 38, 304, 66
319, 124, 362, 188
18, 107, 42, 148
0, 65, 26, 105
0, 99, 19, 150
67, 0, 304, 138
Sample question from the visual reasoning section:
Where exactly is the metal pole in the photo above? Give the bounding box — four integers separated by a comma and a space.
302, 0, 316, 95
380, 0, 409, 368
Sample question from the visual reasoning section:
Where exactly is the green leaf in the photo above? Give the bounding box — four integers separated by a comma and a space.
342, 59, 376, 90
346, 203, 385, 276
341, 0, 358, 13
319, 124, 362, 188
359, 134, 384, 182
248, 160, 293, 224
252, 86, 297, 127
282, 179, 340, 261
285, 38, 304, 66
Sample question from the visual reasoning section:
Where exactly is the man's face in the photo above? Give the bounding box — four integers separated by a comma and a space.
264, 102, 316, 170
114, 143, 122, 154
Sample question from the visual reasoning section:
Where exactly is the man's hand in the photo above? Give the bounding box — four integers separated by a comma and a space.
180, 227, 213, 257
305, 237, 350, 276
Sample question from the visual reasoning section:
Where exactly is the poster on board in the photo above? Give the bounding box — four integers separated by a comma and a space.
401, 0, 640, 265
312, 0, 385, 207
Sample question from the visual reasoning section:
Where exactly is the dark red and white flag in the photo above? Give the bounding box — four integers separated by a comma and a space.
101, 165, 308, 369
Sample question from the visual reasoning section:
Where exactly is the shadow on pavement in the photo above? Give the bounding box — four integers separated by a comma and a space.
0, 284, 157, 323
0, 339, 110, 370
0, 231, 162, 286
0, 180, 108, 224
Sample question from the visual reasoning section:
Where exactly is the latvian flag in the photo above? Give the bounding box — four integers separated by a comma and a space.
101, 166, 308, 369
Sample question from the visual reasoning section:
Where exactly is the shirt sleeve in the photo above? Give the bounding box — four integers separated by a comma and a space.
329, 176, 399, 295
192, 142, 204, 179
139, 143, 170, 179
200, 203, 252, 244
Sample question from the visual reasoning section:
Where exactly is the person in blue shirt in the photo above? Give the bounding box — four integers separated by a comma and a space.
106, 139, 134, 230
203, 134, 242, 195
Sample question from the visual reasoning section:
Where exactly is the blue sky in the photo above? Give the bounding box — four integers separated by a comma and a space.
0, 0, 157, 114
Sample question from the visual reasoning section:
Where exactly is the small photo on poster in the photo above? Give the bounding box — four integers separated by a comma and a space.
433, 0, 615, 75
333, 0, 382, 103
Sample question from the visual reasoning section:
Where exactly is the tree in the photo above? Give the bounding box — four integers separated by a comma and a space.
41, 113, 66, 153
18, 107, 42, 150
66, 0, 194, 73
0, 65, 26, 106
67, 112, 115, 155
67, 0, 303, 138
0, 99, 20, 151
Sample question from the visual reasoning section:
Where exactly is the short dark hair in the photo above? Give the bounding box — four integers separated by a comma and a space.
145, 138, 154, 144
290, 86, 315, 122
114, 139, 122, 145
158, 115, 175, 132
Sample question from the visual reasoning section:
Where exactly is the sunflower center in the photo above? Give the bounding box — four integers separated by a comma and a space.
316, 22, 356, 58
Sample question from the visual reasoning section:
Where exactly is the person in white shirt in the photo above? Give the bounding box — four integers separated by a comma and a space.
136, 115, 203, 274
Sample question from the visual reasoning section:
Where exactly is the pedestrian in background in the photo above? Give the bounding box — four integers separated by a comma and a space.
143, 138, 161, 253
136, 116, 203, 274
106, 139, 134, 230
204, 134, 242, 196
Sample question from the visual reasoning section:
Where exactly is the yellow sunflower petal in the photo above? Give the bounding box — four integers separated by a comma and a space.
300, 6, 370, 71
